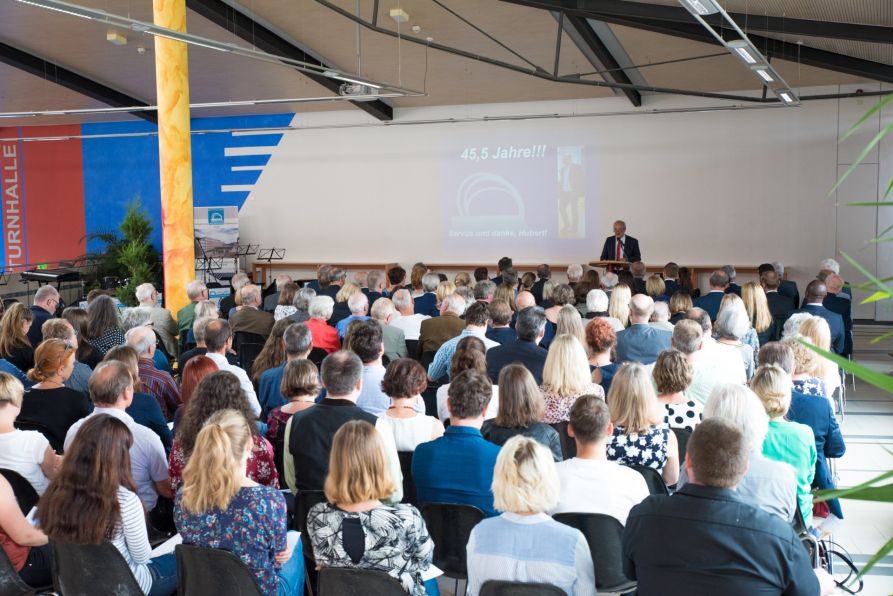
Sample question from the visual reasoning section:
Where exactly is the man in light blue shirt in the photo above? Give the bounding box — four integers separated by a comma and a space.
335, 292, 371, 338
427, 302, 499, 382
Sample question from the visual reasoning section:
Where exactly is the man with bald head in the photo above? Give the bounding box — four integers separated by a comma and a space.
823, 274, 853, 357
516, 291, 536, 310
791, 280, 845, 354
615, 294, 672, 364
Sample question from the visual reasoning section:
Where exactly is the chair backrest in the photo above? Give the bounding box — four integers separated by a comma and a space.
480, 580, 566, 596
232, 331, 265, 352
0, 468, 39, 515
308, 347, 328, 367
404, 339, 419, 361
175, 544, 262, 595
548, 421, 576, 459
624, 464, 669, 495
0, 546, 35, 596
397, 451, 416, 505
671, 428, 692, 471
419, 502, 485, 579
297, 490, 329, 561
51, 540, 144, 596
420, 351, 437, 369
237, 342, 264, 375
318, 567, 406, 596
552, 512, 637, 593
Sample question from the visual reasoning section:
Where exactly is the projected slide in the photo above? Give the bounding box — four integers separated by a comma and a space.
442, 136, 597, 256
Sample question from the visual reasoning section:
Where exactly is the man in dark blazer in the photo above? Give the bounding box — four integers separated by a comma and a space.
531, 263, 550, 305
491, 257, 512, 286
722, 265, 741, 297
486, 307, 548, 384
761, 270, 792, 342
228, 284, 274, 339
824, 274, 854, 357
599, 220, 641, 264
791, 280, 845, 354
693, 270, 729, 322
662, 262, 680, 297
767, 261, 799, 310
615, 295, 672, 365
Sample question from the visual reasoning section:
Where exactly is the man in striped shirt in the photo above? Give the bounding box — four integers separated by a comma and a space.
126, 326, 180, 421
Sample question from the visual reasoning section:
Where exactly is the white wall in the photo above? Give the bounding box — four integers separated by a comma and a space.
239, 87, 893, 317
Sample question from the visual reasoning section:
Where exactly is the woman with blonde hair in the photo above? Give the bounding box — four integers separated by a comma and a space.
17, 339, 90, 453
176, 409, 302, 595
466, 436, 595, 595
541, 335, 604, 424
742, 281, 776, 345
482, 364, 562, 461
798, 317, 841, 397
645, 274, 669, 302
307, 420, 435, 595
0, 372, 60, 494
608, 283, 631, 328
436, 281, 457, 311
750, 364, 816, 525
493, 284, 517, 312
606, 363, 679, 485
556, 305, 587, 355
409, 263, 428, 297
668, 292, 692, 324
330, 281, 361, 328
454, 271, 472, 288
0, 303, 34, 372
783, 337, 827, 398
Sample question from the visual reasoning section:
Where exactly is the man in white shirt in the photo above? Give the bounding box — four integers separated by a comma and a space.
389, 289, 429, 341
202, 319, 262, 417
552, 395, 648, 525
674, 316, 745, 406
64, 361, 171, 512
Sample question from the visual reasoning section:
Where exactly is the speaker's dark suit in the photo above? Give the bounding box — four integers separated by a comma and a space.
693, 290, 726, 322
823, 292, 853, 357
792, 304, 845, 354
600, 235, 641, 263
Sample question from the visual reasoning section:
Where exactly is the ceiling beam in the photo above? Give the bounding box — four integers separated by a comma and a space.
0, 41, 156, 123
562, 14, 642, 106
503, 0, 893, 43
503, 0, 893, 85
186, 0, 393, 121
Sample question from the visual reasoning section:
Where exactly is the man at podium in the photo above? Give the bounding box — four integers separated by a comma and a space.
600, 220, 641, 264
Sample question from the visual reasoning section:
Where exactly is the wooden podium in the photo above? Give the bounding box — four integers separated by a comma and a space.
589, 260, 629, 272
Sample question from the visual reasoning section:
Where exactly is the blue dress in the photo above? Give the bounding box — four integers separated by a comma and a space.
607, 425, 670, 470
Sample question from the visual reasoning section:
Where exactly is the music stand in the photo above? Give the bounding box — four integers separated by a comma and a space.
236, 243, 258, 274
257, 248, 286, 287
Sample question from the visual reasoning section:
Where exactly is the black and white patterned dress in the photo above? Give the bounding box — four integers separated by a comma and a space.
307, 503, 434, 596
664, 400, 703, 432
607, 425, 670, 470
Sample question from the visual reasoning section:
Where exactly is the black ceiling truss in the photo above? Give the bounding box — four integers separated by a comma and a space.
186, 0, 393, 121
0, 41, 156, 122
503, 0, 893, 85
562, 14, 642, 106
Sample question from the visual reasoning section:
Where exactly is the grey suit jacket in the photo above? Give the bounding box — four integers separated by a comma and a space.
377, 320, 408, 362
616, 323, 672, 365
149, 306, 179, 357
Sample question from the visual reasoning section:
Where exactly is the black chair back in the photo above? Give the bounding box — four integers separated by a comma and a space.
0, 468, 39, 515
419, 502, 485, 579
549, 421, 576, 459
51, 540, 144, 595
624, 464, 669, 495
237, 342, 264, 375
404, 339, 419, 361
480, 580, 566, 595
13, 419, 61, 453
318, 567, 405, 596
553, 512, 637, 593
296, 490, 329, 561
232, 331, 265, 352
0, 546, 36, 596
397, 451, 416, 505
419, 351, 437, 369
175, 544, 262, 595
671, 428, 692, 471
308, 347, 328, 367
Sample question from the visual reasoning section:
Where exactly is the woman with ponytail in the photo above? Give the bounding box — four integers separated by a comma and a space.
175, 409, 303, 595
38, 414, 177, 595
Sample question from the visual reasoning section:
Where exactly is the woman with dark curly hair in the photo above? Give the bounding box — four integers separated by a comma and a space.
168, 371, 278, 493
375, 359, 443, 452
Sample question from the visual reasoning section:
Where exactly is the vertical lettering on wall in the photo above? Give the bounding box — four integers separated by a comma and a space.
0, 137, 23, 270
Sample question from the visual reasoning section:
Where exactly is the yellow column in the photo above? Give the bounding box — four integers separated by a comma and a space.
153, 0, 195, 318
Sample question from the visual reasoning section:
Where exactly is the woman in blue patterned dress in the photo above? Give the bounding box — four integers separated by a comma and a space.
606, 363, 680, 486
307, 420, 437, 595
174, 409, 303, 595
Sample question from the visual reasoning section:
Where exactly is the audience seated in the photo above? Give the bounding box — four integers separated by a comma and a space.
308, 420, 437, 595
482, 364, 562, 461
170, 371, 278, 493
0, 473, 52, 587
414, 273, 442, 317
409, 263, 429, 298
258, 323, 312, 419
274, 281, 300, 321
417, 293, 466, 357
39, 414, 178, 596
375, 359, 443, 451
645, 274, 669, 304
176, 280, 208, 347
693, 270, 729, 322
121, 307, 174, 374
556, 305, 587, 350
126, 326, 180, 422
86, 295, 127, 357
622, 418, 832, 596
428, 302, 497, 382
797, 317, 841, 397
347, 320, 395, 415
0, 303, 35, 372
466, 436, 595, 596
387, 265, 408, 296
606, 363, 679, 486
648, 301, 673, 333
286, 287, 315, 324
540, 335, 604, 431
741, 282, 777, 345
175, 409, 303, 595
769, 261, 800, 310
229, 284, 275, 339
530, 264, 550, 304
566, 263, 583, 288
474, 279, 496, 304
607, 283, 631, 328
486, 306, 548, 384
27, 286, 58, 348
317, 265, 341, 299
717, 293, 760, 362
202, 320, 261, 417
584, 288, 623, 330
370, 298, 409, 361
785, 336, 829, 398
17, 339, 91, 453
750, 364, 816, 526
42, 318, 91, 396
135, 283, 179, 357
684, 309, 746, 393
823, 273, 853, 357
653, 349, 702, 431
668, 291, 692, 325
0, 372, 60, 494
677, 266, 700, 298
543, 284, 574, 347
436, 336, 499, 423
791, 280, 845, 354
616, 295, 671, 365
413, 369, 500, 517
336, 292, 371, 338
219, 272, 249, 320
712, 300, 756, 379
177, 316, 230, 371
267, 359, 320, 447
389, 289, 429, 341
286, 350, 401, 499
485, 299, 516, 345
249, 318, 291, 388
761, 268, 793, 330
551, 395, 648, 524
586, 318, 620, 395
305, 295, 341, 354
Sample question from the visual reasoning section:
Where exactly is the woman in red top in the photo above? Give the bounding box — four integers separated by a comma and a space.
0, 474, 51, 587
168, 371, 278, 493
305, 295, 341, 354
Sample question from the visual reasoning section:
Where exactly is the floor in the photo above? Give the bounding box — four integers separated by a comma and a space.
438, 326, 893, 596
